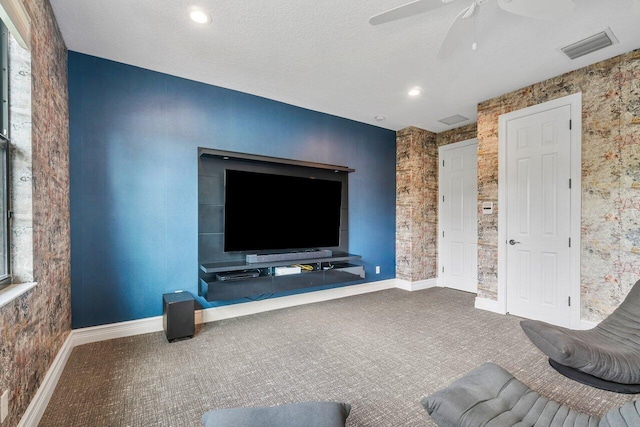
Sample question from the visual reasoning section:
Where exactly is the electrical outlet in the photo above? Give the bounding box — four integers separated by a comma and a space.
1, 389, 8, 423
375, 265, 380, 274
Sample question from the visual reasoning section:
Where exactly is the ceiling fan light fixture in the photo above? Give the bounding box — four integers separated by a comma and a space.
560, 28, 617, 60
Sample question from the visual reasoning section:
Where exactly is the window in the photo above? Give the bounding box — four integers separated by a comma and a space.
0, 18, 10, 290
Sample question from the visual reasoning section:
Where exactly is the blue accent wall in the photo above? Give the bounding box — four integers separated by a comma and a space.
69, 51, 397, 328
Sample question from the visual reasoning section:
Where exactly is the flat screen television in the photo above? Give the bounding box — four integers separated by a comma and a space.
224, 169, 343, 252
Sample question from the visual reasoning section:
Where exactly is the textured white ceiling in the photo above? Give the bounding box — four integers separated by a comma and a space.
49, 0, 640, 132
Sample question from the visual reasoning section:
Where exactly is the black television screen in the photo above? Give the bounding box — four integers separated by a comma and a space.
224, 169, 343, 252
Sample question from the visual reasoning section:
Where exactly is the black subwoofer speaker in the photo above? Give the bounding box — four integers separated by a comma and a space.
163, 291, 195, 342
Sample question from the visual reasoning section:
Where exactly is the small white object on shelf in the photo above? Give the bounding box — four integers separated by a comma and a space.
274, 266, 302, 276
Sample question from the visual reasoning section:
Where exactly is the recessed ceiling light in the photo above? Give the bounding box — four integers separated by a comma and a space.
408, 87, 421, 97
190, 8, 211, 24
375, 115, 386, 121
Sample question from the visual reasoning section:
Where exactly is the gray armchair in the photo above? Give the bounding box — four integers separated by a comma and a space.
520, 279, 640, 393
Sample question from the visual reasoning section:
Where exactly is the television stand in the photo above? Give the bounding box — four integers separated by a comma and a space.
199, 252, 364, 302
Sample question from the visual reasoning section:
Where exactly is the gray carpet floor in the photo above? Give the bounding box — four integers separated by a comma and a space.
39, 288, 637, 426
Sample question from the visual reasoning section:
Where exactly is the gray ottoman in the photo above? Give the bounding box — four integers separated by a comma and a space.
421, 362, 640, 426
202, 401, 351, 427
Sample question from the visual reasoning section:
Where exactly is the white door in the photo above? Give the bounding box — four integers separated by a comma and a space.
439, 139, 478, 293
505, 105, 572, 326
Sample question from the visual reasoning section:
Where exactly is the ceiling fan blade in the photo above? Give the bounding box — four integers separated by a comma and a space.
460, 1, 477, 19
496, 0, 575, 20
437, 5, 476, 59
369, 0, 456, 25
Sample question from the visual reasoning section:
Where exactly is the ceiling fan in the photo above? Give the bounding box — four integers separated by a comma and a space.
369, 0, 577, 59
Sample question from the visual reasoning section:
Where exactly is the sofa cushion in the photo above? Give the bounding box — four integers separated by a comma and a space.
421, 362, 599, 427
202, 401, 351, 427
600, 401, 640, 427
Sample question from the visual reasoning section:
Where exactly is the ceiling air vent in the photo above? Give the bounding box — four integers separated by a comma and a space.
438, 114, 469, 126
560, 28, 618, 60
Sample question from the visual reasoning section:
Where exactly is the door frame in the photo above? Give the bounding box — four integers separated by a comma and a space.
438, 138, 478, 291
497, 92, 582, 328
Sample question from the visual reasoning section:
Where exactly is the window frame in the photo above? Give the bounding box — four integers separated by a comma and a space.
0, 18, 11, 290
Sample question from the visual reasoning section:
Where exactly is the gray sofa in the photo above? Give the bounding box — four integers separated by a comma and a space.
422, 362, 640, 426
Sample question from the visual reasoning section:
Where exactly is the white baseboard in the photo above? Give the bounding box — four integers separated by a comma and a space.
395, 278, 438, 292
71, 315, 164, 347
474, 296, 506, 314
203, 279, 397, 322
17, 333, 74, 427
474, 297, 600, 330
18, 279, 397, 427
71, 280, 397, 345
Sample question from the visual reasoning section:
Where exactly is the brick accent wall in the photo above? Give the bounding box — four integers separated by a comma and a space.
0, 1, 70, 425
396, 127, 437, 282
397, 51, 640, 324
436, 123, 477, 148
395, 123, 477, 283
477, 49, 640, 321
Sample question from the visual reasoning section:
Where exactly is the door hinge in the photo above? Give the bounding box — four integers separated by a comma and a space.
569, 178, 572, 189
442, 195, 445, 202
569, 237, 572, 247
442, 266, 445, 273
442, 231, 445, 238
569, 119, 572, 130
442, 160, 445, 167
568, 296, 571, 307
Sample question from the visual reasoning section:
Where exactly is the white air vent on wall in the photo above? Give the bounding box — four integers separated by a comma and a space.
560, 28, 618, 60
438, 114, 469, 126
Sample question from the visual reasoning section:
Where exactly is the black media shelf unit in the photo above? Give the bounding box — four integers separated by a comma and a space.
199, 252, 364, 302
198, 148, 361, 303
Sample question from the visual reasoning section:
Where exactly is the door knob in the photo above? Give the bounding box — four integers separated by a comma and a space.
508, 239, 521, 245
